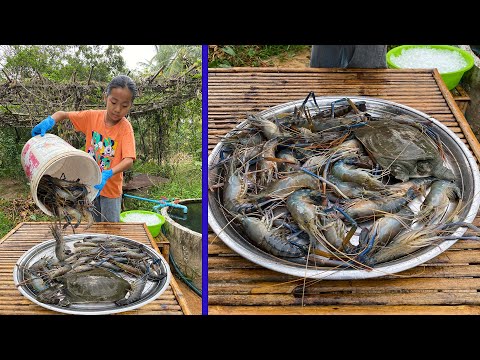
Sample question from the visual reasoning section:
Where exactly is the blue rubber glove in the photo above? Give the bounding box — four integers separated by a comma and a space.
31, 116, 55, 137
94, 169, 113, 194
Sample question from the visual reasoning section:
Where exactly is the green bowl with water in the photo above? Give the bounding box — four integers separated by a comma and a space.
387, 45, 475, 90
120, 210, 165, 237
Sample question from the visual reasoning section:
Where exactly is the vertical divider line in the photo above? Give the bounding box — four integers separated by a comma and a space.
201, 44, 209, 316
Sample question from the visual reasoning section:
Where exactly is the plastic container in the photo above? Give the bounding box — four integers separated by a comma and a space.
161, 199, 202, 293
21, 134, 101, 216
386, 45, 475, 90
120, 210, 165, 237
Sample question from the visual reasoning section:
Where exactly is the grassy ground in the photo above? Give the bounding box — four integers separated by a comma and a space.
0, 211, 13, 238
123, 160, 202, 212
208, 45, 311, 68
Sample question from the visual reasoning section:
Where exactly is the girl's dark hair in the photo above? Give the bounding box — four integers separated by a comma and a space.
105, 75, 138, 102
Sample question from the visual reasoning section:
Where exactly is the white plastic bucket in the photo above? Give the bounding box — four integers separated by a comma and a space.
21, 134, 102, 216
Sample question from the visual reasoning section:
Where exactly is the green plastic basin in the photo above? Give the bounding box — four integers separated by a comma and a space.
120, 210, 165, 237
387, 45, 475, 90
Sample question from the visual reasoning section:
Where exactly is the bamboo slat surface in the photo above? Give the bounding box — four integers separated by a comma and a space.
0, 222, 189, 315
207, 67, 480, 315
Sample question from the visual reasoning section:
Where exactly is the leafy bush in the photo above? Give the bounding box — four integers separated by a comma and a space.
0, 128, 29, 178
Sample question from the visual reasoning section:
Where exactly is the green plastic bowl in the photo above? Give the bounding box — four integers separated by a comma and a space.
387, 45, 475, 90
120, 210, 165, 237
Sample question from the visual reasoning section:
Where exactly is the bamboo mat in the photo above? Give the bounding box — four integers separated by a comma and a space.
0, 222, 191, 315
208, 67, 480, 315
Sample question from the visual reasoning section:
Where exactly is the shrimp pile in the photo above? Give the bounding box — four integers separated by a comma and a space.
210, 93, 480, 270
16, 223, 167, 307
37, 174, 95, 231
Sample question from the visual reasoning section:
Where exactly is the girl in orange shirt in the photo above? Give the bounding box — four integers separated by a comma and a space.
31, 75, 137, 222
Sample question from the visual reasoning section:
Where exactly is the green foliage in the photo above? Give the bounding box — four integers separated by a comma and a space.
139, 45, 202, 76
0, 45, 65, 80
0, 45, 128, 82
168, 98, 202, 162
208, 45, 310, 67
0, 211, 13, 239
222, 46, 236, 56
0, 128, 29, 178
155, 160, 201, 199
131, 96, 201, 165
132, 160, 165, 176
128, 45, 202, 167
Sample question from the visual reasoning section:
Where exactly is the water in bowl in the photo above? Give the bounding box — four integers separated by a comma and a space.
168, 202, 202, 234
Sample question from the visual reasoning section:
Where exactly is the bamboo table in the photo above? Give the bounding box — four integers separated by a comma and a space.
0, 222, 192, 315
208, 67, 480, 315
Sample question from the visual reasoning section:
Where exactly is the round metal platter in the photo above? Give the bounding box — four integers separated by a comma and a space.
208, 96, 480, 280
13, 233, 171, 315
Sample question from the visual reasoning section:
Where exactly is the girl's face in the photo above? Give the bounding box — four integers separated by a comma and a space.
105, 87, 133, 123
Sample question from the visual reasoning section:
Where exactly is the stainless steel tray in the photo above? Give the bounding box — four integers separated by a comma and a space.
13, 233, 171, 315
208, 96, 480, 280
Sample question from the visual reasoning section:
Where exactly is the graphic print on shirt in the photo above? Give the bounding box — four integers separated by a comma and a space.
89, 131, 116, 170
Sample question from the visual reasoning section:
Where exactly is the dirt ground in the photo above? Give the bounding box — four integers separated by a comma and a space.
268, 47, 311, 68
0, 178, 28, 200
